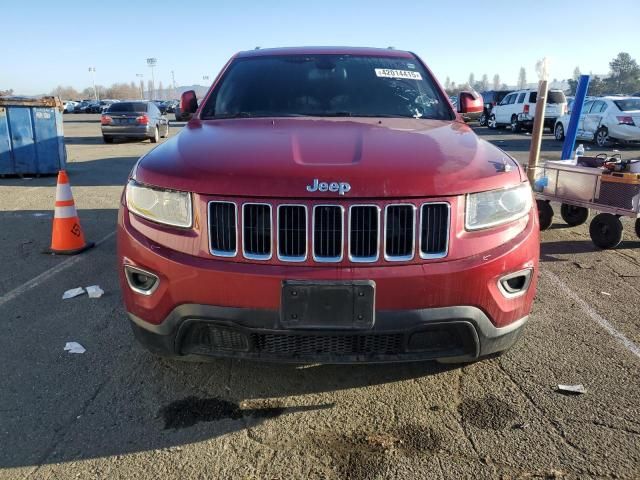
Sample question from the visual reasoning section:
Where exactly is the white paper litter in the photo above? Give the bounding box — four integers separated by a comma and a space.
557, 384, 586, 394
601, 291, 611, 296
62, 287, 85, 299
86, 285, 104, 298
64, 342, 86, 354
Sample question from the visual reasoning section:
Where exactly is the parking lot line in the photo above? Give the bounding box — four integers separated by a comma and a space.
543, 269, 640, 360
0, 231, 116, 308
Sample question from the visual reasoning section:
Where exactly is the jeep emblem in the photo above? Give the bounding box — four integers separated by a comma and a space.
306, 179, 351, 195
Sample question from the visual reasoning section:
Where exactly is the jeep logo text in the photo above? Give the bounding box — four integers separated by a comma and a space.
306, 179, 351, 195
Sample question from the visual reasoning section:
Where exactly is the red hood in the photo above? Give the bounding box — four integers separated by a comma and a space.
136, 118, 522, 198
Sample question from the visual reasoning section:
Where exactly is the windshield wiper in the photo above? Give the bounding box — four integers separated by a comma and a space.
213, 112, 256, 119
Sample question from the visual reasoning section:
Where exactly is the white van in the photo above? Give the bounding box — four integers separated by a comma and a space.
488, 89, 567, 132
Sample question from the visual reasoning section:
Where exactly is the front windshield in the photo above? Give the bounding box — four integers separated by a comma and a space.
200, 54, 453, 120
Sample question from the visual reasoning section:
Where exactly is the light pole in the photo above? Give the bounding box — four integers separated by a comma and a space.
88, 67, 98, 101
136, 73, 144, 99
146, 58, 157, 100
171, 70, 176, 99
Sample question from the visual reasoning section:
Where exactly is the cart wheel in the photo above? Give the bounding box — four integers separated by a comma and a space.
537, 200, 554, 231
635, 218, 640, 239
560, 204, 589, 226
589, 213, 623, 249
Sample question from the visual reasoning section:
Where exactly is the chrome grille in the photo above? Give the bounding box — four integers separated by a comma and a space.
208, 202, 237, 256
384, 205, 415, 261
208, 200, 449, 263
243, 203, 272, 259
349, 205, 379, 262
278, 205, 307, 261
420, 203, 450, 258
313, 205, 343, 262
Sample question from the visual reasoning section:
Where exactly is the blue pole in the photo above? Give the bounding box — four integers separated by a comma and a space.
561, 75, 590, 160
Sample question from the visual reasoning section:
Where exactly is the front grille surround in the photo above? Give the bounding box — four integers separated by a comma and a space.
207, 199, 450, 264
384, 204, 417, 262
419, 202, 451, 260
312, 204, 345, 263
208, 201, 238, 257
348, 204, 381, 263
242, 203, 273, 260
277, 204, 308, 262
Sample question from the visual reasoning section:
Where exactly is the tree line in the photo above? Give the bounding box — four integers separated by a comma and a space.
50, 80, 175, 101
446, 52, 640, 97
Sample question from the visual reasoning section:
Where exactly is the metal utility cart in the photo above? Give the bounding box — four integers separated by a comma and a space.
533, 160, 640, 249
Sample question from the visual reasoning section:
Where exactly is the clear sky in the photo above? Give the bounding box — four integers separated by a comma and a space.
2, 0, 639, 95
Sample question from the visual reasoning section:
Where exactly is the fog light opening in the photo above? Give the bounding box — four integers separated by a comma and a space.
498, 269, 532, 298
124, 265, 160, 295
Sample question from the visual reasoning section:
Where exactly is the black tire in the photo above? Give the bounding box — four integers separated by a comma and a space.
595, 127, 609, 147
103, 136, 113, 144
554, 123, 565, 141
150, 127, 159, 143
487, 114, 497, 130
589, 213, 623, 249
635, 218, 640, 239
511, 115, 521, 133
560, 204, 589, 226
537, 200, 554, 231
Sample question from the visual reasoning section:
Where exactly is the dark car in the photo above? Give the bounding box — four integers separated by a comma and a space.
101, 101, 169, 143
479, 90, 514, 126
74, 100, 94, 113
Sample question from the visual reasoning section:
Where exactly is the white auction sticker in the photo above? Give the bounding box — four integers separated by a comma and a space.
375, 68, 422, 80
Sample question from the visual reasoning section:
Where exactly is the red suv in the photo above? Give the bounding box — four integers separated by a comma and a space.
118, 47, 539, 363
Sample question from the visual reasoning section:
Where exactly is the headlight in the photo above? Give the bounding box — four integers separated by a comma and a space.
465, 183, 532, 230
126, 181, 192, 228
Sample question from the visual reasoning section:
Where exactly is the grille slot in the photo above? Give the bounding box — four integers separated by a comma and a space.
385, 204, 415, 260
251, 333, 404, 356
243, 203, 272, 259
278, 205, 307, 261
313, 205, 343, 261
208, 202, 237, 256
349, 205, 379, 262
420, 203, 450, 258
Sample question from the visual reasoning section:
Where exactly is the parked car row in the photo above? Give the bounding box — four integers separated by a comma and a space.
64, 99, 179, 115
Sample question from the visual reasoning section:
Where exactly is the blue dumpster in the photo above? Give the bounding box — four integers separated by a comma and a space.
0, 96, 66, 175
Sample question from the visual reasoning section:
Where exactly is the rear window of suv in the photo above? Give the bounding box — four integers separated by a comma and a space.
614, 98, 640, 111
200, 54, 454, 120
529, 91, 566, 104
107, 102, 148, 113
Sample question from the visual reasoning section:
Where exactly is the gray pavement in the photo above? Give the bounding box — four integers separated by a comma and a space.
1, 115, 639, 479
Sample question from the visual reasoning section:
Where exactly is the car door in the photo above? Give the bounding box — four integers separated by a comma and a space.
574, 100, 593, 139
583, 100, 605, 137
496, 93, 515, 123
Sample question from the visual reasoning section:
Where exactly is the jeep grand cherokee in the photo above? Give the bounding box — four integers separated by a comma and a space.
118, 47, 539, 363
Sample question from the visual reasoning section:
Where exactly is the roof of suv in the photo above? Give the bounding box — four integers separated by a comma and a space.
236, 46, 415, 59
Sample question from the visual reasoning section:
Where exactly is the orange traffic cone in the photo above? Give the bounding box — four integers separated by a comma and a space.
47, 170, 94, 255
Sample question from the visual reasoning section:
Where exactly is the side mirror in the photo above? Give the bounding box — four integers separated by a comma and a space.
180, 90, 198, 115
457, 91, 483, 114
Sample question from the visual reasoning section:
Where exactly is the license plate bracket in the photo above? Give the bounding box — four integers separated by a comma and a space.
281, 280, 375, 330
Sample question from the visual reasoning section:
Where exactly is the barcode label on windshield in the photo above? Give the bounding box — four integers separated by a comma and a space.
375, 69, 422, 80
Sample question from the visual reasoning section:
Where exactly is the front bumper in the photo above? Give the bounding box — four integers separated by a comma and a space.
118, 203, 539, 363
128, 305, 527, 363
